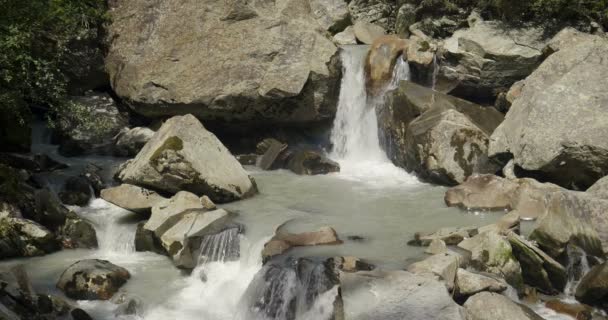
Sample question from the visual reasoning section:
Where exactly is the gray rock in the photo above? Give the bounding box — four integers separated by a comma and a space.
395, 4, 416, 37
258, 139, 288, 170
330, 256, 375, 272
59, 176, 92, 206
586, 175, 608, 200
507, 232, 567, 294
365, 35, 408, 96
262, 226, 342, 262
379, 81, 503, 186
333, 26, 357, 45
407, 251, 465, 290
106, 0, 341, 125
100, 184, 167, 214
134, 222, 165, 255
464, 292, 543, 320
348, 0, 396, 32
56, 259, 130, 300
118, 115, 257, 202
458, 230, 523, 289
454, 268, 507, 298
0, 218, 59, 259
353, 21, 386, 44
543, 27, 599, 56
340, 270, 465, 320
145, 191, 203, 237
489, 35, 608, 189
310, 0, 350, 33
575, 261, 608, 310
438, 21, 546, 100
286, 149, 340, 175
60, 218, 98, 249
56, 92, 127, 156
426, 239, 448, 254
410, 226, 476, 246
114, 127, 155, 157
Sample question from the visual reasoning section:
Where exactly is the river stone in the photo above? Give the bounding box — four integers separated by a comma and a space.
454, 268, 507, 298
507, 232, 567, 294
426, 239, 448, 254
100, 184, 167, 214
309, 0, 350, 33
330, 256, 375, 273
60, 218, 98, 249
56, 259, 130, 300
117, 115, 256, 202
333, 26, 357, 45
364, 35, 408, 96
262, 226, 342, 262
145, 191, 203, 236
134, 222, 165, 255
407, 251, 465, 290
438, 21, 546, 101
160, 209, 232, 269
458, 230, 523, 289
378, 81, 503, 186
106, 0, 340, 125
464, 292, 544, 320
0, 218, 59, 259
286, 149, 340, 175
81, 163, 105, 196
33, 189, 69, 229
340, 270, 465, 320
575, 261, 608, 309
529, 191, 607, 258
587, 176, 608, 200
410, 226, 476, 246
113, 127, 155, 157
489, 36, 608, 189
56, 92, 127, 157
353, 21, 386, 44
258, 138, 288, 170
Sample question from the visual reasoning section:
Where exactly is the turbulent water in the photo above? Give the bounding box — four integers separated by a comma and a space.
0, 46, 580, 320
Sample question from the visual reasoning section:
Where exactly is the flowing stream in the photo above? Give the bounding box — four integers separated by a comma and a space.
0, 46, 584, 319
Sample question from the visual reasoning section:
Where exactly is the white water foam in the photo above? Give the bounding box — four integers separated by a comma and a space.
329, 45, 419, 188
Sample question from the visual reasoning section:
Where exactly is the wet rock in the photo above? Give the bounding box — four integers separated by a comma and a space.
106, 0, 341, 125
438, 21, 546, 101
529, 191, 606, 258
56, 92, 127, 157
364, 35, 408, 96
575, 261, 608, 310
407, 251, 465, 290
81, 163, 105, 196
333, 26, 357, 45
477, 210, 520, 235
134, 222, 166, 255
330, 256, 375, 272
56, 259, 130, 300
59, 176, 92, 206
379, 81, 503, 186
454, 268, 507, 299
117, 114, 256, 203
410, 226, 476, 246
71, 308, 94, 320
340, 270, 465, 320
33, 189, 69, 229
101, 184, 167, 214
353, 21, 386, 44
258, 138, 288, 170
405, 36, 437, 86
458, 230, 523, 289
507, 232, 567, 294
426, 239, 448, 254
262, 226, 342, 262
286, 149, 340, 175
112, 293, 144, 317
489, 35, 608, 189
464, 292, 543, 320
145, 191, 204, 236
310, 0, 350, 33
587, 175, 608, 200
114, 127, 155, 157
0, 218, 59, 259
544, 299, 594, 320
59, 218, 98, 249
0, 152, 67, 172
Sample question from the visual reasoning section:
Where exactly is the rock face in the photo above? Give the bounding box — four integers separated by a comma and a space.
262, 226, 342, 262
587, 176, 608, 200
340, 270, 464, 320
464, 292, 543, 320
106, 0, 341, 125
575, 261, 608, 309
101, 184, 167, 214
379, 81, 503, 185
114, 127, 155, 157
56, 92, 127, 156
489, 35, 608, 189
365, 35, 408, 96
117, 115, 256, 203
529, 191, 607, 258
438, 21, 546, 101
56, 259, 130, 300
0, 218, 59, 259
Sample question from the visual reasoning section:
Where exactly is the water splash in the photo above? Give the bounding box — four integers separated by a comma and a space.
564, 245, 590, 296
196, 227, 240, 266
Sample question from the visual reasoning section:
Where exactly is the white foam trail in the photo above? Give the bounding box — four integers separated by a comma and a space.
329, 45, 419, 188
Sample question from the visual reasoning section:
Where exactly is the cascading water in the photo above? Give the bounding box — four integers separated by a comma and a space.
329, 45, 418, 186
196, 227, 241, 266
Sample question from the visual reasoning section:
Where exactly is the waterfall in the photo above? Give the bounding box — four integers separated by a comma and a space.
329, 45, 418, 185
564, 245, 591, 296
196, 227, 240, 266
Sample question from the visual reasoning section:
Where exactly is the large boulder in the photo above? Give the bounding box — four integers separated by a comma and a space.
262, 226, 342, 262
59, 217, 98, 249
106, 0, 341, 125
575, 261, 608, 310
437, 21, 546, 101
0, 218, 59, 259
309, 0, 350, 34
340, 270, 464, 320
364, 35, 408, 96
379, 81, 503, 185
100, 184, 167, 214
586, 175, 608, 200
117, 115, 256, 203
144, 191, 205, 237
489, 35, 608, 189
113, 127, 155, 157
454, 268, 507, 299
56, 259, 130, 300
464, 292, 544, 320
55, 92, 127, 157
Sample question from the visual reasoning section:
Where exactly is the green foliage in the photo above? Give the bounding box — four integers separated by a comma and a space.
0, 0, 107, 123
52, 99, 117, 140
